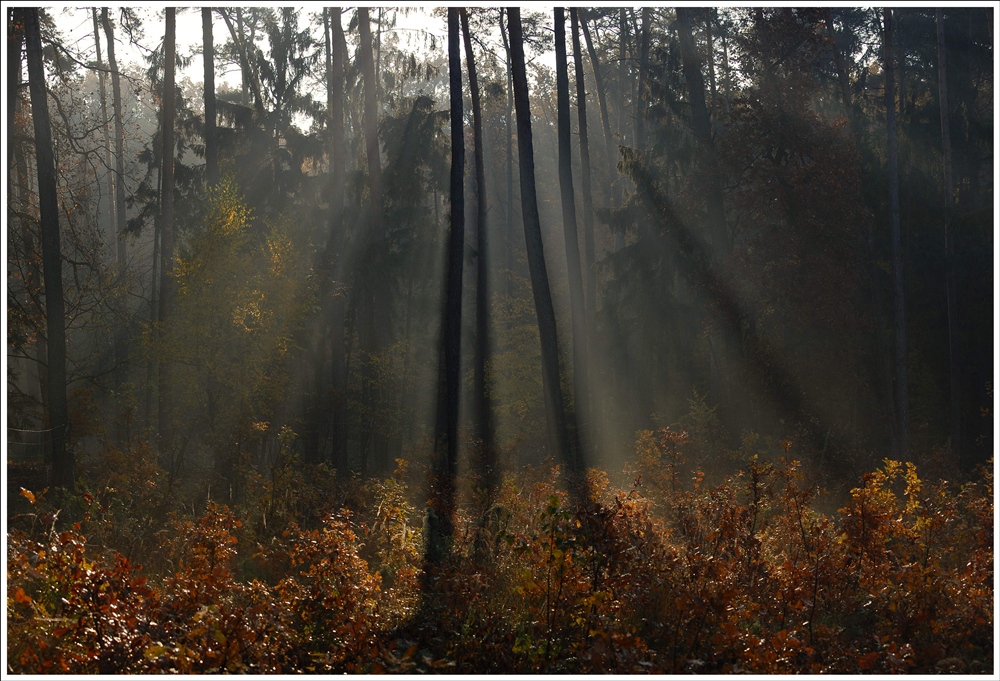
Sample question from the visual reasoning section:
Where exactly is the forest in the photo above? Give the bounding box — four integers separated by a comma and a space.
4, 4, 996, 674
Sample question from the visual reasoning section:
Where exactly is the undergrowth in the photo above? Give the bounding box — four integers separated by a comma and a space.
6, 430, 994, 674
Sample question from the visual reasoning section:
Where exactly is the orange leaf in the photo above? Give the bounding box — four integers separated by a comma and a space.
19, 488, 36, 505
858, 652, 880, 670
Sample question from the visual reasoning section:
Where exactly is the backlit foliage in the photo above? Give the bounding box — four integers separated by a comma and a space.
8, 433, 993, 674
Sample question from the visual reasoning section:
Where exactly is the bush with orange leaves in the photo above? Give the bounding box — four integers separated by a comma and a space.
6, 431, 994, 674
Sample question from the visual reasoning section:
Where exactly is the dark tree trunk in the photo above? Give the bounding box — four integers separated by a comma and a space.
101, 9, 127, 284
328, 6, 349, 474
676, 7, 723, 250
203, 7, 218, 187
92, 10, 114, 255
677, 6, 741, 436
705, 9, 718, 113
721, 24, 732, 114
158, 7, 176, 467
358, 8, 383, 244
617, 8, 627, 138
357, 6, 390, 477
426, 7, 465, 569
101, 8, 129, 432
24, 7, 72, 487
635, 7, 650, 150
571, 9, 597, 315
499, 9, 515, 296
508, 8, 584, 486
883, 8, 909, 461
555, 8, 591, 457
580, 11, 620, 239
7, 9, 24, 172
936, 9, 961, 465
614, 8, 628, 251
824, 9, 853, 119
461, 9, 497, 503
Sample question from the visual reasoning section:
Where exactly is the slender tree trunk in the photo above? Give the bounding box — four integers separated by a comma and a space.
614, 8, 628, 251
461, 9, 497, 504
101, 10, 127, 278
100, 8, 129, 435
357, 7, 390, 476
581, 11, 620, 249
678, 6, 741, 435
555, 8, 591, 458
158, 8, 177, 468
359, 8, 383, 244
508, 8, 584, 486
571, 9, 597, 315
896, 10, 906, 117
721, 25, 732, 115
220, 8, 264, 118
635, 7, 650, 150
824, 7, 895, 452
705, 9, 718, 114
9, 13, 47, 415
617, 8, 627, 133
936, 9, 961, 464
676, 8, 723, 250
92, 10, 114, 256
824, 9, 853, 119
328, 6, 349, 474
883, 8, 909, 461
143, 156, 161, 433
203, 8, 218, 187
499, 10, 515, 296
24, 7, 72, 487
8, 10, 24, 173
236, 9, 247, 107
426, 7, 465, 569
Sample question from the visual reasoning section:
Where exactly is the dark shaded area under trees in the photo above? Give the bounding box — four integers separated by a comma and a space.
5, 6, 995, 675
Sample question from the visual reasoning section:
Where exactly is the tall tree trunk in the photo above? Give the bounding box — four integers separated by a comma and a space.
824, 9, 853, 119
8, 9, 24, 172
357, 7, 390, 476
721, 24, 732, 115
158, 7, 177, 468
328, 6, 349, 474
508, 8, 584, 487
101, 8, 129, 433
203, 8, 218, 187
92, 10, 114, 256
358, 8, 383, 244
24, 7, 72, 487
499, 9, 515, 296
461, 9, 497, 504
824, 7, 895, 453
101, 9, 127, 286
883, 8, 909, 461
426, 7, 465, 569
580, 11, 619, 238
555, 8, 591, 457
614, 8, 628, 251
9, 12, 47, 416
635, 7, 650, 150
705, 9, 718, 114
677, 6, 740, 435
571, 9, 597, 315
936, 9, 961, 464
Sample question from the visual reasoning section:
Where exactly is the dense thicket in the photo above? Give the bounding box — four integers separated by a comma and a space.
6, 6, 995, 674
